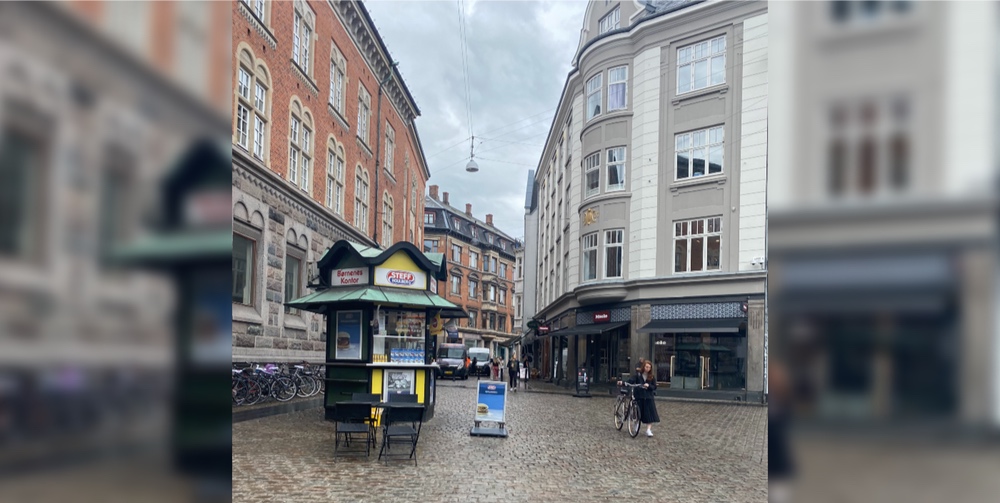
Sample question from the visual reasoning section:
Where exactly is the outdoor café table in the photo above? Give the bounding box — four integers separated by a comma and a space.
334, 401, 425, 444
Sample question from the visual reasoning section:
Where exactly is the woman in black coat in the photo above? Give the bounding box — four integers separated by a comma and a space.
621, 359, 660, 437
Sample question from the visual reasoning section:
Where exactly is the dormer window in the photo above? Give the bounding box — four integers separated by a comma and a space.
599, 6, 620, 35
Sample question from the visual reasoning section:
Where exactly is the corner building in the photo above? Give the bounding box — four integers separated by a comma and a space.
525, 0, 767, 401
232, 0, 431, 362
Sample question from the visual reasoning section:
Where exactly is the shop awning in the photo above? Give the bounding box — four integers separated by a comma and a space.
286, 285, 467, 316
637, 318, 745, 333
545, 322, 629, 338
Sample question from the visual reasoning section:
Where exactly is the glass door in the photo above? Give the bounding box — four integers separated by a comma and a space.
653, 335, 675, 387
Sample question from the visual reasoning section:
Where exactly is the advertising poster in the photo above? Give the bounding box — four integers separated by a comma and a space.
384, 369, 415, 396
335, 311, 363, 360
475, 381, 507, 423
191, 273, 232, 367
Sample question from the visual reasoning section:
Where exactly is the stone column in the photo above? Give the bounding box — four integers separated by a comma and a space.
747, 299, 766, 402
565, 335, 577, 388
630, 304, 651, 373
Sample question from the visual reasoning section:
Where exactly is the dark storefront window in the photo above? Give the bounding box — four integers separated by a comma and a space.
652, 331, 747, 391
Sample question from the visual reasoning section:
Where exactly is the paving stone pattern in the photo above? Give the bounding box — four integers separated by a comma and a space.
233, 380, 768, 503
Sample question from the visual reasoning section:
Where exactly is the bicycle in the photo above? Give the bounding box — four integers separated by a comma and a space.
614, 382, 643, 438
251, 363, 297, 402
290, 363, 321, 398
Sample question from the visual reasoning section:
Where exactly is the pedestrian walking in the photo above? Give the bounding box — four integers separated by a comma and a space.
507, 356, 519, 391
618, 359, 660, 437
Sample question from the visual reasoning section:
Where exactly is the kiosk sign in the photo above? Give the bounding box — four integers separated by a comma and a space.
331, 267, 368, 286
374, 266, 427, 290
475, 381, 507, 424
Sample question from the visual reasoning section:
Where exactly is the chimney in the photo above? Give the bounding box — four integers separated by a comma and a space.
443, 192, 450, 205
429, 185, 439, 200
465, 203, 473, 216
486, 214, 494, 227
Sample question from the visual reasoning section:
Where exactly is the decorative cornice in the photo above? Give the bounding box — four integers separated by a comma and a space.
232, 149, 376, 247
290, 60, 320, 96
333, 0, 418, 121
237, 2, 278, 50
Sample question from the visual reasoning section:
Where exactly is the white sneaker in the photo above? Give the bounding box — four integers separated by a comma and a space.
646, 430, 653, 437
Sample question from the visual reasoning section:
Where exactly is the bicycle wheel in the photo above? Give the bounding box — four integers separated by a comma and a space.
246, 378, 263, 405
293, 375, 313, 398
627, 402, 641, 438
232, 378, 245, 406
308, 375, 322, 397
272, 376, 296, 402
614, 397, 625, 430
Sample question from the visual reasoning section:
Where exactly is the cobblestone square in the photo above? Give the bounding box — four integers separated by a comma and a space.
233, 381, 767, 502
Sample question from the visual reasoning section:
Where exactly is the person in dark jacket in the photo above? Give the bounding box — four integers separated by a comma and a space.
618, 359, 660, 437
507, 356, 519, 390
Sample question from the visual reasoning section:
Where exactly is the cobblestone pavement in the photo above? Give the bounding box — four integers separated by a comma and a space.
233, 379, 767, 503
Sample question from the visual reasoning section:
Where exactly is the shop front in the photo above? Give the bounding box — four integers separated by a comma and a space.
287, 240, 466, 422
638, 304, 752, 399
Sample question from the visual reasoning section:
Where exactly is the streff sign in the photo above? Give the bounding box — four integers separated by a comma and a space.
374, 266, 427, 290
332, 267, 368, 286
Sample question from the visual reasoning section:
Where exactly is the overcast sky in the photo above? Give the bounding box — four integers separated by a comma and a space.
365, 0, 588, 240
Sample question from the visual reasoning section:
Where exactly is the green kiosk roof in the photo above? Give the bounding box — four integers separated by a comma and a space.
287, 285, 465, 315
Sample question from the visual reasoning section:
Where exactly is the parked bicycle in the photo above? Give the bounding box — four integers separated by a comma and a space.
614, 382, 642, 438
232, 362, 325, 406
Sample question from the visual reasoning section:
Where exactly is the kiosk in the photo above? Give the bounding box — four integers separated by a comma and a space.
287, 240, 467, 422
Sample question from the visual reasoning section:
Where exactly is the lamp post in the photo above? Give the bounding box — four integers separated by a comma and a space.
373, 61, 399, 247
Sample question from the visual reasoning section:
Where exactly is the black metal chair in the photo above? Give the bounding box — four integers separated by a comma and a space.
333, 402, 373, 458
386, 393, 418, 403
351, 393, 381, 448
377, 405, 425, 465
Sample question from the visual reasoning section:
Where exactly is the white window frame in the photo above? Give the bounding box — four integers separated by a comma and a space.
451, 275, 461, 295
424, 212, 434, 224
675, 125, 724, 181
236, 104, 249, 149
452, 244, 462, 262
607, 66, 628, 111
604, 229, 624, 278
582, 232, 598, 281
469, 251, 479, 269
238, 68, 250, 100
606, 146, 626, 192
292, 9, 312, 75
584, 152, 600, 197
382, 195, 393, 247
599, 6, 620, 34
469, 280, 478, 299
330, 62, 344, 112
586, 73, 602, 121
355, 167, 369, 232
385, 123, 395, 174
358, 86, 371, 145
673, 217, 722, 273
677, 35, 726, 95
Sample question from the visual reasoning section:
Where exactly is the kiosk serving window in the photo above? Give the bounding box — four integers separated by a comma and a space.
373, 310, 426, 363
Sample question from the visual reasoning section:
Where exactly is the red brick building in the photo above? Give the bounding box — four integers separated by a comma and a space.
423, 186, 519, 355
231, 0, 431, 362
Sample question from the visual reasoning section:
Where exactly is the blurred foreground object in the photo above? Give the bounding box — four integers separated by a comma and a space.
769, 1, 1000, 501
0, 1, 230, 502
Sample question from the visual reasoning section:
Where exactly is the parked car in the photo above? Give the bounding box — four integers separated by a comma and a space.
468, 347, 491, 377
436, 344, 468, 380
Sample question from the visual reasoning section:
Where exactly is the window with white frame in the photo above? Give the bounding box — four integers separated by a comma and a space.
451, 275, 461, 295
469, 250, 479, 269
606, 146, 625, 191
452, 244, 462, 262
354, 166, 369, 231
357, 86, 371, 145
582, 232, 598, 281
677, 35, 725, 94
284, 245, 306, 313
288, 104, 312, 192
232, 232, 255, 304
382, 194, 393, 248
488, 284, 496, 302
499, 288, 507, 305
676, 126, 723, 180
241, 0, 267, 22
599, 6, 620, 34
607, 66, 627, 111
674, 217, 722, 273
236, 50, 269, 161
292, 5, 314, 75
330, 146, 345, 214
584, 152, 600, 197
329, 46, 345, 112
384, 123, 395, 174
469, 279, 478, 299
586, 73, 602, 121
604, 229, 623, 278
490, 256, 497, 273
424, 212, 434, 224
499, 262, 507, 279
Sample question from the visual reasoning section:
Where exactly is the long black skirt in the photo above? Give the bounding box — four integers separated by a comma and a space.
635, 397, 660, 424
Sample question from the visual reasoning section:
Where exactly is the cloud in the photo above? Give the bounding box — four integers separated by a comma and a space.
364, 0, 588, 239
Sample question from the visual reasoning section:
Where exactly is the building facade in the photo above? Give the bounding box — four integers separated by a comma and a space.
769, 1, 1000, 426
525, 0, 768, 401
231, 0, 431, 362
423, 186, 518, 356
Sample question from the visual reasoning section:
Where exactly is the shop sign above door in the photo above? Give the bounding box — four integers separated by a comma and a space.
593, 310, 610, 323
374, 266, 427, 290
